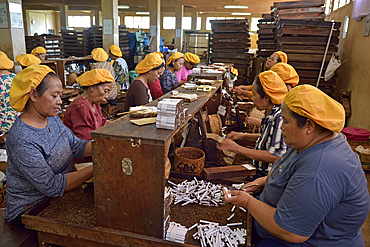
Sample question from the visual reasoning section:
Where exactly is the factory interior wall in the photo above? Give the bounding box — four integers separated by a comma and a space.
326, 2, 370, 130
26, 10, 57, 36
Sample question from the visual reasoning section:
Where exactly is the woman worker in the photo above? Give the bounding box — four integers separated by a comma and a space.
6, 65, 93, 227
176, 52, 200, 84
109, 45, 130, 92
90, 48, 117, 105
0, 51, 20, 135
217, 71, 288, 177
16, 54, 41, 69
224, 84, 370, 247
245, 62, 299, 128
233, 51, 288, 100
159, 52, 184, 94
31, 46, 47, 61
63, 69, 113, 141
148, 52, 166, 100
124, 52, 164, 112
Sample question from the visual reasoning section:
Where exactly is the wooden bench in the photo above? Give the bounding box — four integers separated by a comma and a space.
0, 209, 38, 247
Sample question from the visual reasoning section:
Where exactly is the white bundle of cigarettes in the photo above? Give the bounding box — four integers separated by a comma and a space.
190, 220, 246, 247
168, 178, 225, 207
165, 222, 189, 244
156, 99, 186, 130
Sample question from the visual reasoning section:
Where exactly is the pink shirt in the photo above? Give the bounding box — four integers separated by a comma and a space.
176, 66, 193, 82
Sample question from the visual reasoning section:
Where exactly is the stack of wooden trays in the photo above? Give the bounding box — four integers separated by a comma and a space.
61, 30, 84, 57
276, 19, 341, 97
271, 0, 325, 21
119, 25, 130, 62
90, 26, 103, 49
210, 19, 252, 85
83, 29, 93, 56
257, 13, 276, 58
25, 35, 63, 59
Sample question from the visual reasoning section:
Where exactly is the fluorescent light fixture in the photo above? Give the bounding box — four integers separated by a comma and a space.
118, 5, 129, 9
231, 12, 251, 15
136, 12, 150, 15
199, 12, 203, 14
224, 5, 249, 9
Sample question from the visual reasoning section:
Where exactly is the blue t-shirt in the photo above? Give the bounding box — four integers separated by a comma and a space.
5, 115, 89, 222
256, 133, 370, 246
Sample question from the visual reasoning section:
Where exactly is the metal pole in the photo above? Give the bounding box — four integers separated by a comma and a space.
316, 22, 335, 88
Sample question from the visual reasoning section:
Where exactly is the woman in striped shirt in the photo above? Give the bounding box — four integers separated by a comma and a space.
217, 71, 288, 177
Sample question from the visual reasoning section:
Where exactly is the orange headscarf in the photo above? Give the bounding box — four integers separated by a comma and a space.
258, 71, 287, 105
284, 85, 345, 133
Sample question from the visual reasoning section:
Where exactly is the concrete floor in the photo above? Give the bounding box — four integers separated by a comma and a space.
363, 172, 370, 247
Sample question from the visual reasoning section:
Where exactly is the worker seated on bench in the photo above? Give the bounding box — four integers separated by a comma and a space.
124, 52, 164, 112
6, 65, 93, 227
176, 52, 200, 85
64, 69, 113, 141
160, 52, 184, 94
31, 46, 47, 61
217, 71, 288, 178
0, 51, 20, 136
233, 51, 288, 101
224, 85, 370, 247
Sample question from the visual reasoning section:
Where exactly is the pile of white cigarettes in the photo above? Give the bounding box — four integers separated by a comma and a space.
168, 178, 225, 207
156, 99, 188, 130
165, 222, 188, 244
191, 220, 246, 247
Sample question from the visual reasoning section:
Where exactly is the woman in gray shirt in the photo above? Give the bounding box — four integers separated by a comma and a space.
6, 65, 93, 227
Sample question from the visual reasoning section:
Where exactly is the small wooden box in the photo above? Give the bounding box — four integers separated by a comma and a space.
203, 164, 256, 180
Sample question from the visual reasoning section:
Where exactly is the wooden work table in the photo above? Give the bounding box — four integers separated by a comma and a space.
21, 81, 254, 246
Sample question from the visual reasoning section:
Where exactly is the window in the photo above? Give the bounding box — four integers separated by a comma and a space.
339, 0, 346, 8
124, 16, 150, 29
182, 17, 192, 30
163, 16, 176, 29
206, 17, 215, 30
250, 18, 262, 32
325, 0, 332, 15
333, 0, 340, 10
68, 16, 91, 28
197, 17, 201, 30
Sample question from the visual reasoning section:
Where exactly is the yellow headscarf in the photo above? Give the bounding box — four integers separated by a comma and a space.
184, 52, 200, 64
77, 69, 114, 87
0, 51, 14, 70
152, 52, 164, 58
284, 85, 345, 133
166, 52, 184, 66
91, 48, 109, 62
10, 65, 55, 112
274, 51, 288, 64
31, 46, 47, 55
16, 54, 41, 67
109, 45, 122, 57
135, 52, 164, 74
270, 63, 299, 87
258, 71, 287, 105
231, 67, 238, 76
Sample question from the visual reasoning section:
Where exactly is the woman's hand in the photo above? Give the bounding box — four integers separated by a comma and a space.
217, 138, 238, 152
246, 117, 262, 127
241, 177, 267, 193
226, 131, 244, 141
223, 188, 253, 208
